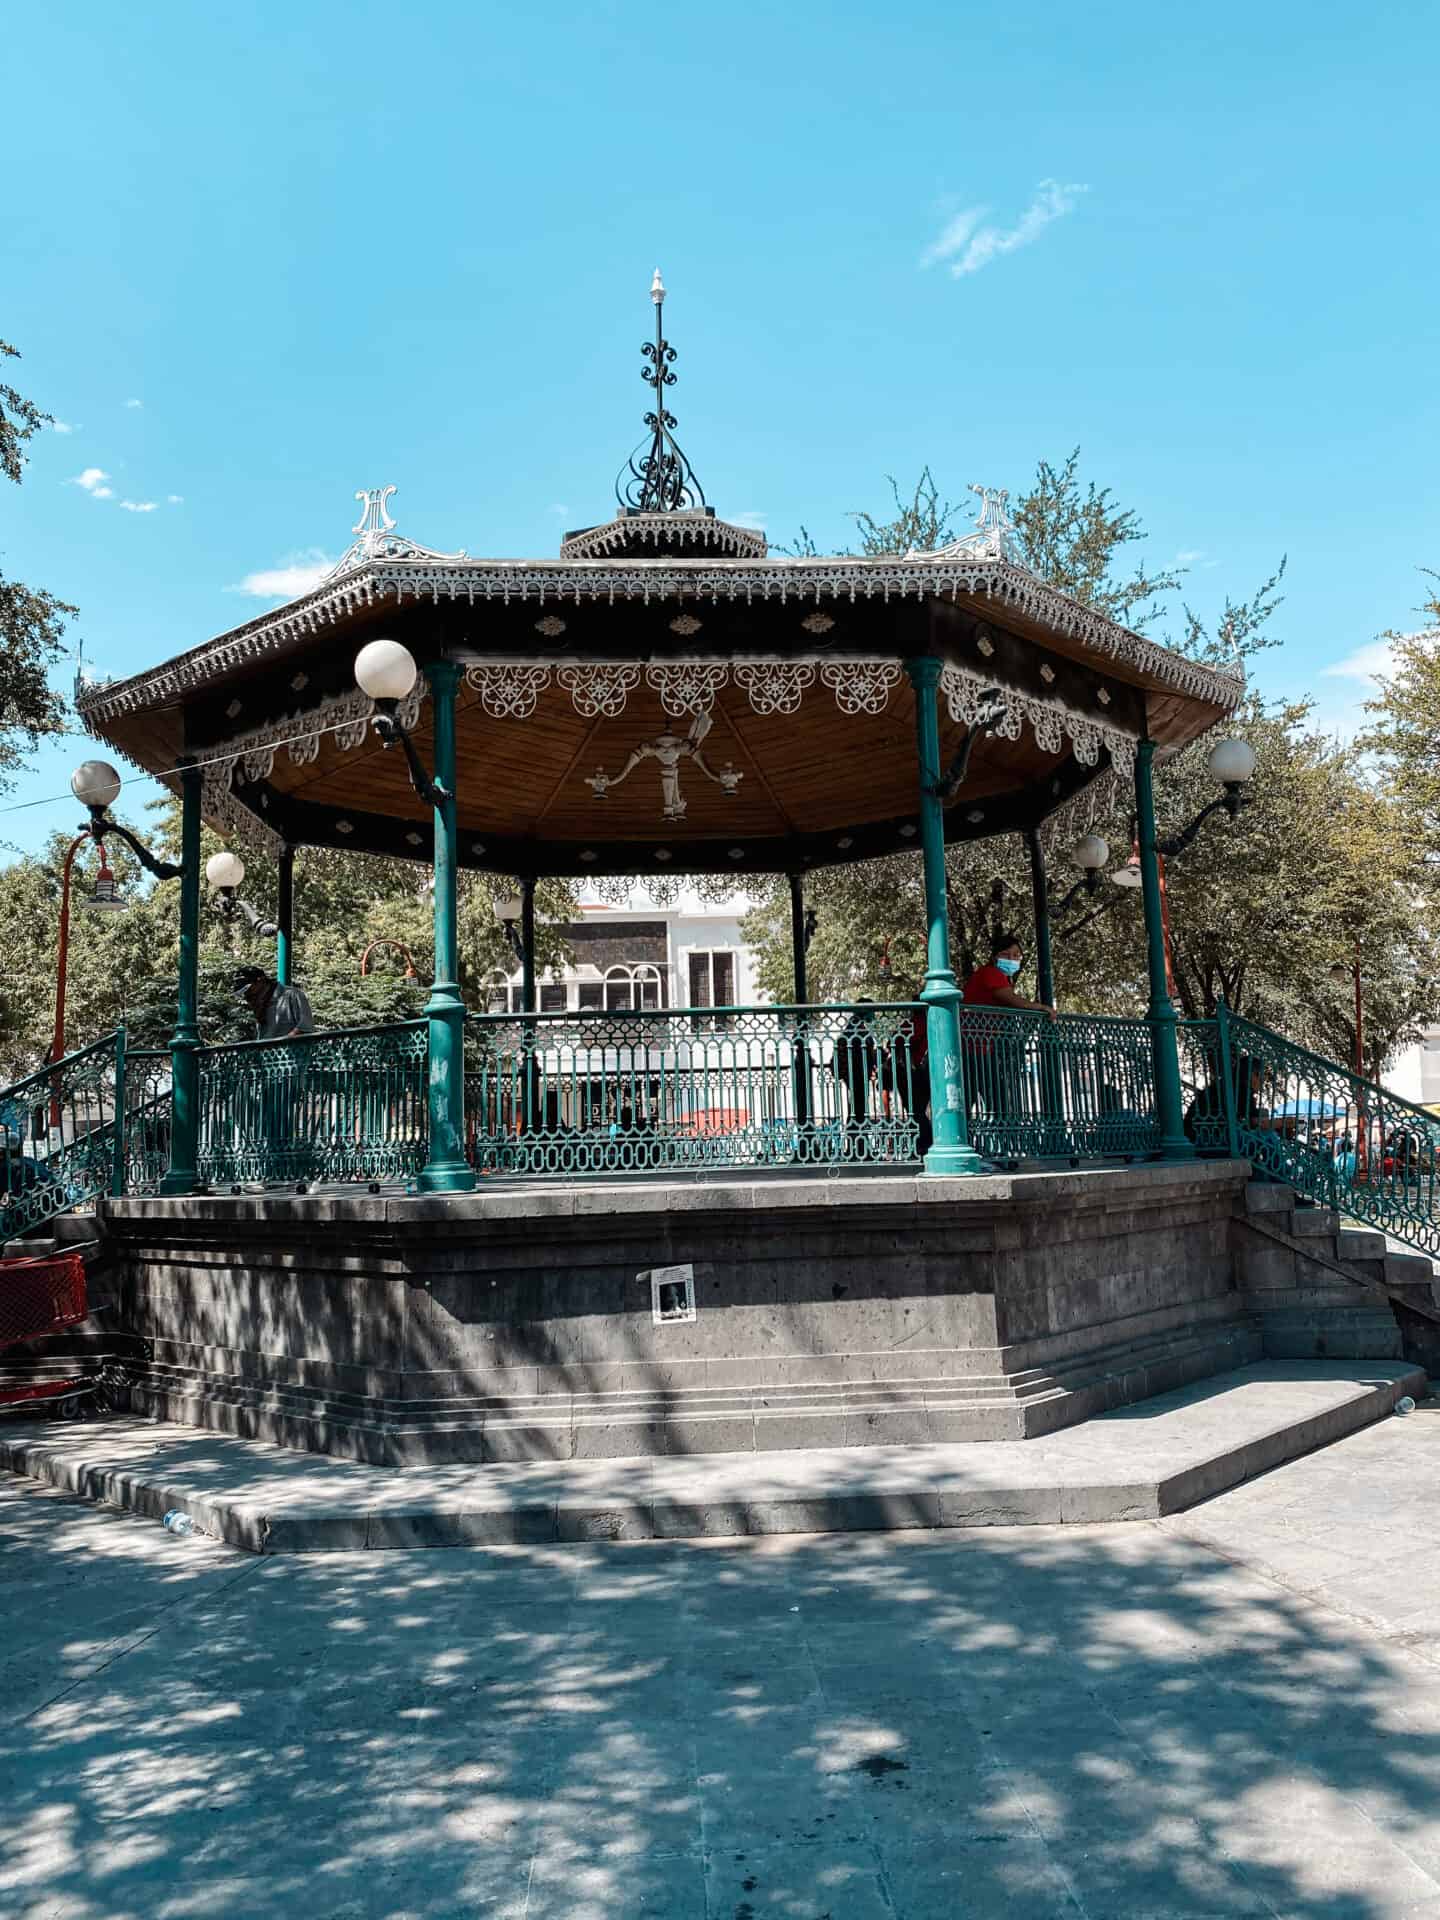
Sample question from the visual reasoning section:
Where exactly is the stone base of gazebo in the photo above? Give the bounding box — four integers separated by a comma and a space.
85, 1160, 1321, 1467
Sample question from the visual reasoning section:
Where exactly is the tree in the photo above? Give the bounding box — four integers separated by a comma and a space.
751, 455, 1440, 1073
0, 343, 72, 799
1358, 579, 1440, 867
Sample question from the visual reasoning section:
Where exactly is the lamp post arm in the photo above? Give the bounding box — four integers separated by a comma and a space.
395, 728, 449, 809
94, 817, 183, 881
1056, 892, 1125, 944
1156, 786, 1248, 860
235, 898, 280, 938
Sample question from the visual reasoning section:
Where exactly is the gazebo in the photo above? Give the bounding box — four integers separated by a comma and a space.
76, 273, 1244, 1202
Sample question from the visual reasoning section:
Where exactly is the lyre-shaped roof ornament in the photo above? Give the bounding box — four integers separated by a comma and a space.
908, 483, 1032, 569
322, 486, 467, 584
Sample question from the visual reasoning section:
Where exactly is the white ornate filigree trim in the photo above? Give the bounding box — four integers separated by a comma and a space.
558, 512, 767, 562
646, 662, 729, 717
558, 664, 641, 718
77, 556, 1242, 737
940, 662, 1138, 778
820, 661, 902, 715
465, 663, 552, 720
1039, 768, 1126, 859
322, 487, 467, 582
733, 662, 816, 716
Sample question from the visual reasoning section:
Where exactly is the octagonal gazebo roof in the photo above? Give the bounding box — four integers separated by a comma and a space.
76, 280, 1242, 883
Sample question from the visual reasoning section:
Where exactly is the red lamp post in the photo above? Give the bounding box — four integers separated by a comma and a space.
360, 939, 419, 980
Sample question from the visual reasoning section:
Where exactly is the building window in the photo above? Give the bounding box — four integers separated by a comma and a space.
578, 982, 604, 1012
481, 972, 514, 1015
539, 984, 567, 1013
688, 950, 737, 1010
605, 964, 663, 1012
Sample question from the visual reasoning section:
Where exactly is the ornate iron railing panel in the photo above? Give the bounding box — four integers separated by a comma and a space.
957, 1006, 1161, 1164
196, 1022, 428, 1188
0, 1034, 122, 1237
465, 1003, 924, 1178
1216, 1008, 1440, 1257
121, 1050, 172, 1197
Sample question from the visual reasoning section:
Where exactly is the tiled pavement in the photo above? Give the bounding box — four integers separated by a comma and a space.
7, 1400, 1440, 1916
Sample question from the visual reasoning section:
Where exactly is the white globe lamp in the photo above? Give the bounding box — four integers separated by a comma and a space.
1207, 738, 1256, 787
71, 760, 122, 812
354, 639, 418, 703
206, 850, 246, 892
1071, 834, 1109, 872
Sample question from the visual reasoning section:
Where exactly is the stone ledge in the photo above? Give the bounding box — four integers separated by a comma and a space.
2, 1360, 1420, 1554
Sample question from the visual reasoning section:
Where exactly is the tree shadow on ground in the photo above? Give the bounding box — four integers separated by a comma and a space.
5, 1477, 1440, 1918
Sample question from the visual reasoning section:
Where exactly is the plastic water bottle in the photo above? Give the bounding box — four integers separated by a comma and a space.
1395, 1397, 1417, 1416
162, 1510, 195, 1536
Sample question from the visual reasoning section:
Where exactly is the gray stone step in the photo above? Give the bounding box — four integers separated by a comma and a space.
2, 1360, 1423, 1552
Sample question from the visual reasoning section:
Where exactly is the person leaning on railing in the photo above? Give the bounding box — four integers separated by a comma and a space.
232, 966, 315, 1040
961, 931, 1057, 1132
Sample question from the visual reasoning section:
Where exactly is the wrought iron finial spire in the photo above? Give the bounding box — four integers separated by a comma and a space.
618, 268, 707, 514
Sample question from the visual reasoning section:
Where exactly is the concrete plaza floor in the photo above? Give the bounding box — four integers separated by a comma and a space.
7, 1406, 1440, 1918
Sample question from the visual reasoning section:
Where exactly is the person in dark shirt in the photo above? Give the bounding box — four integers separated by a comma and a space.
960, 932, 1055, 1147
232, 966, 315, 1039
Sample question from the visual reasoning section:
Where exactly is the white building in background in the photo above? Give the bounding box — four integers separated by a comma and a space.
482, 886, 763, 1015
1384, 1028, 1440, 1110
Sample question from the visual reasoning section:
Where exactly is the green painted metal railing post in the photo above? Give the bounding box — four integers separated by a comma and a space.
110, 1023, 128, 1198
788, 873, 813, 1129
906, 657, 987, 1175
160, 762, 202, 1195
416, 662, 475, 1194
276, 844, 295, 986
1025, 825, 1066, 1155
1215, 998, 1241, 1160
1134, 738, 1194, 1160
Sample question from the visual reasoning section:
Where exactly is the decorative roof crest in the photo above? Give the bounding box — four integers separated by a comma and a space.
322, 486, 467, 583
617, 270, 707, 515
909, 483, 1031, 569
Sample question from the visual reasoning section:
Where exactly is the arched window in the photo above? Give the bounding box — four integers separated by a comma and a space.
481, 969, 514, 1015
604, 963, 663, 1012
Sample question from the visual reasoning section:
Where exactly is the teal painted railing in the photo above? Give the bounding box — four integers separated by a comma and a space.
11, 1003, 1438, 1253
0, 1033, 125, 1237
196, 1022, 428, 1189
1182, 1005, 1440, 1257
959, 1006, 1160, 1163
465, 1003, 926, 1177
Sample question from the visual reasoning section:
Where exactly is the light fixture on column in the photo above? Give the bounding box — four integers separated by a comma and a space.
1053, 834, 1110, 915
354, 640, 447, 808
493, 893, 524, 963
69, 759, 182, 880
206, 849, 279, 936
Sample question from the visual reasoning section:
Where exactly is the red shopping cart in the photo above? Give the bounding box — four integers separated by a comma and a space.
0, 1249, 94, 1411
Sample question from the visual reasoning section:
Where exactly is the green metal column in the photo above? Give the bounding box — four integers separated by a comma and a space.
275, 845, 294, 986
416, 662, 475, 1193
159, 761, 202, 1195
906, 657, 986, 1175
1024, 827, 1055, 1009
1135, 738, 1193, 1159
788, 873, 808, 1003
787, 872, 813, 1130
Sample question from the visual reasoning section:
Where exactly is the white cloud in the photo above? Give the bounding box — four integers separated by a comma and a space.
922, 179, 1088, 279
1176, 548, 1205, 566
1321, 639, 1399, 684
71, 467, 110, 493
48, 419, 77, 435
228, 548, 334, 600
120, 500, 158, 513
92, 486, 113, 499
167, 494, 184, 504
123, 398, 143, 409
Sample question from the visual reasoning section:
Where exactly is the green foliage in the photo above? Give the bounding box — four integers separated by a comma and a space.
750, 456, 1435, 1076
0, 342, 71, 800
1358, 579, 1440, 864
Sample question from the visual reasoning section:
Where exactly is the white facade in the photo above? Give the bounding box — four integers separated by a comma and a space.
1384, 1028, 1440, 1109
483, 886, 763, 1015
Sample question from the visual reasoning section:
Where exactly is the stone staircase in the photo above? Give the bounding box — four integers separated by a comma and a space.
1234, 1182, 1440, 1367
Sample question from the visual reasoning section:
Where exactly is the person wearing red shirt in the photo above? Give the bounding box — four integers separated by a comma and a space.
961, 931, 1056, 1150
962, 932, 1055, 1017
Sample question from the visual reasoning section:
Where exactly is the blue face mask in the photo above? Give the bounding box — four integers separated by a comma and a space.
995, 956, 1022, 978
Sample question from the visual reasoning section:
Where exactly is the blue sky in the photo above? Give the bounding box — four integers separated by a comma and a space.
4, 0, 1436, 851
